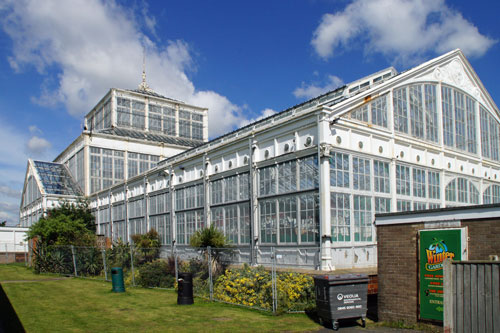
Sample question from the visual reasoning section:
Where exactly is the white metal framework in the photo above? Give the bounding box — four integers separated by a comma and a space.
20, 49, 500, 270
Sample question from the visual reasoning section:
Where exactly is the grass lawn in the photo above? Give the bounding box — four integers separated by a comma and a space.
1, 264, 322, 332
0, 263, 62, 281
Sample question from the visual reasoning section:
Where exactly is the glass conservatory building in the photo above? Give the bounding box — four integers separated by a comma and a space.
20, 82, 209, 228
21, 49, 500, 270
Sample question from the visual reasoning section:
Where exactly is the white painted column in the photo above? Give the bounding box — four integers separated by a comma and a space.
170, 168, 176, 246
175, 104, 180, 137
203, 154, 210, 227
144, 97, 149, 131
318, 111, 332, 271
96, 198, 101, 235
83, 140, 90, 196
111, 89, 117, 127
144, 177, 149, 232
250, 137, 258, 265
109, 190, 114, 241
390, 159, 397, 212
125, 185, 130, 243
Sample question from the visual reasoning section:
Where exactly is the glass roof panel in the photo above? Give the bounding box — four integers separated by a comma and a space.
33, 161, 82, 196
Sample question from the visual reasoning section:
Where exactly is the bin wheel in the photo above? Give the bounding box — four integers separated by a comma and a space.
332, 320, 339, 331
318, 317, 330, 328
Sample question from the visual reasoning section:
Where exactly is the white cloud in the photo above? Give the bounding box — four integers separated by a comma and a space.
311, 0, 497, 64
26, 136, 52, 156
0, 118, 35, 167
0, 202, 20, 225
0, 185, 21, 199
293, 75, 344, 100
141, 3, 157, 37
0, 117, 56, 226
29, 125, 42, 135
1, 0, 265, 138
189, 90, 246, 136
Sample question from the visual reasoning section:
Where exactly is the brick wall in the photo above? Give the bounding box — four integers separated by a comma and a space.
368, 275, 378, 295
0, 253, 27, 264
377, 218, 500, 324
377, 223, 422, 323
463, 219, 500, 259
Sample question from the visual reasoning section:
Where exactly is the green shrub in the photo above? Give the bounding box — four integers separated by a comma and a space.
106, 240, 131, 270
32, 244, 73, 275
27, 199, 96, 246
137, 259, 175, 288
131, 229, 161, 265
189, 225, 229, 248
76, 247, 103, 276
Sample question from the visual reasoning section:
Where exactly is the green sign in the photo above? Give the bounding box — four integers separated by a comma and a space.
419, 229, 462, 321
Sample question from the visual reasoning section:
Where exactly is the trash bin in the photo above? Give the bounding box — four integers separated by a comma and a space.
111, 267, 125, 292
177, 272, 193, 305
314, 274, 368, 330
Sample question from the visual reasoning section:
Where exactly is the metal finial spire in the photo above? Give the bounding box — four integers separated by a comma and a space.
138, 47, 153, 93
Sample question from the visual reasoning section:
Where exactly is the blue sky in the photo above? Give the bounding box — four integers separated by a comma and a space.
0, 0, 499, 225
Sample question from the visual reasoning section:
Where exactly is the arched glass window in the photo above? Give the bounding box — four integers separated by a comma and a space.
351, 95, 388, 128
393, 83, 438, 143
480, 106, 500, 161
441, 86, 477, 154
483, 184, 500, 204
445, 177, 479, 204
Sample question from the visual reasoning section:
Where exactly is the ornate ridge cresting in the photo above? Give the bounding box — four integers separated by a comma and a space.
138, 49, 155, 94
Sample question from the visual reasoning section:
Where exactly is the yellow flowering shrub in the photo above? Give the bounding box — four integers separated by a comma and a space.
276, 272, 315, 312
214, 264, 315, 312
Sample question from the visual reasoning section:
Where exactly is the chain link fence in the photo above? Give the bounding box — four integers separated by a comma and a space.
28, 244, 317, 314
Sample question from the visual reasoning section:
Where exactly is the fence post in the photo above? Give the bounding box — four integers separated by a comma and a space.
71, 245, 78, 277
102, 250, 108, 281
208, 246, 213, 301
130, 245, 135, 286
174, 245, 178, 284
5, 244, 9, 263
271, 246, 278, 314
28, 242, 32, 267
443, 258, 454, 333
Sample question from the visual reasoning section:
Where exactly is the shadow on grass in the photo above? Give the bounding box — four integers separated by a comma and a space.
0, 284, 25, 333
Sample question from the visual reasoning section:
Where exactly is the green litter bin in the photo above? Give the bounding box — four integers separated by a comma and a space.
111, 267, 125, 292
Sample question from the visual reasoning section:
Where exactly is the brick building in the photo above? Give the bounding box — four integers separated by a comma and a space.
376, 204, 500, 324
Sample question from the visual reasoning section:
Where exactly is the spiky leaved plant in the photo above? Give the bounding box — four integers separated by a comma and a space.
189, 225, 231, 276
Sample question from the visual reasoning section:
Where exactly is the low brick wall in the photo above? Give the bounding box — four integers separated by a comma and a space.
0, 253, 27, 264
377, 218, 500, 324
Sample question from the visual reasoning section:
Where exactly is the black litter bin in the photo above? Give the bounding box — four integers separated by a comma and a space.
314, 274, 368, 330
177, 272, 194, 305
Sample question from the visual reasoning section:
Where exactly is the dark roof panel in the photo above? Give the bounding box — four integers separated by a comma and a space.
33, 161, 82, 196
96, 128, 204, 148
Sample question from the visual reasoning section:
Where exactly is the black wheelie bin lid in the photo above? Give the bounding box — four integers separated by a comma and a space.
314, 273, 369, 285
